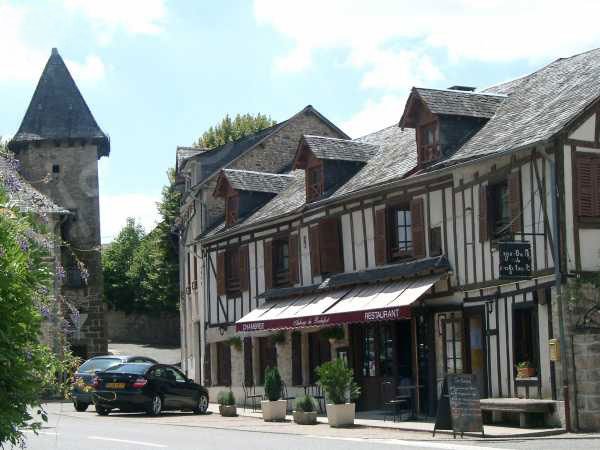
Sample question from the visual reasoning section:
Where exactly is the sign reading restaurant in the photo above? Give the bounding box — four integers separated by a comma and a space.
499, 241, 532, 279
237, 305, 411, 332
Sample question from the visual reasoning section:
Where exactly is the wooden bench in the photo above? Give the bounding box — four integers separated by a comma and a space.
480, 398, 557, 428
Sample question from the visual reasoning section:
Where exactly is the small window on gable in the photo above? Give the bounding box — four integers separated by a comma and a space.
306, 164, 324, 202
52, 164, 60, 174
390, 206, 412, 260
225, 247, 240, 295
418, 122, 439, 164
273, 238, 290, 287
226, 194, 239, 226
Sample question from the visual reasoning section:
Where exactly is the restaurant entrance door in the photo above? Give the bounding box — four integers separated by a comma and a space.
350, 320, 413, 411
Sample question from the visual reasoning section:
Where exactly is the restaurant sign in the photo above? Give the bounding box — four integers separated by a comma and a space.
499, 241, 532, 279
236, 305, 411, 332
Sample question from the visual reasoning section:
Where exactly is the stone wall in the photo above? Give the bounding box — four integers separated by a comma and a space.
574, 332, 600, 431
106, 310, 180, 346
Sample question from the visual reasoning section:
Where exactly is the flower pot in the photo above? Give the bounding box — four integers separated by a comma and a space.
325, 403, 355, 428
261, 400, 287, 422
219, 404, 237, 417
517, 367, 537, 378
293, 410, 317, 425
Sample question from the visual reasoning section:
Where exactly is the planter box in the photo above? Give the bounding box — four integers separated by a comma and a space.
261, 400, 287, 422
219, 405, 237, 417
517, 367, 537, 378
293, 410, 317, 425
326, 403, 355, 428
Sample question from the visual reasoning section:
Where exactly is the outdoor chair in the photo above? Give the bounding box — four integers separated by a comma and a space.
304, 383, 325, 414
242, 381, 263, 412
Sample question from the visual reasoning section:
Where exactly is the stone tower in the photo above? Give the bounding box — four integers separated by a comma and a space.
9, 48, 109, 358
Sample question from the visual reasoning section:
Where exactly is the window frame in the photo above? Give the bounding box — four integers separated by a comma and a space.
417, 121, 439, 165
388, 205, 413, 261
272, 237, 290, 287
512, 302, 539, 377
306, 162, 324, 202
225, 246, 241, 296
225, 192, 239, 226
488, 178, 511, 240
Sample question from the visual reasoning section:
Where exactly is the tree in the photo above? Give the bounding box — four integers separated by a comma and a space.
102, 217, 145, 313
195, 113, 276, 149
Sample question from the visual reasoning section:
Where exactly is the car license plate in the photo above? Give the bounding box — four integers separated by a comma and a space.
106, 382, 126, 389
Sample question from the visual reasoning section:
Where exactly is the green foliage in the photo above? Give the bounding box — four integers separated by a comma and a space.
195, 113, 276, 150
516, 361, 532, 369
0, 187, 77, 447
227, 336, 242, 351
217, 390, 236, 406
264, 367, 282, 401
316, 358, 361, 405
320, 326, 345, 342
270, 330, 286, 345
294, 395, 315, 413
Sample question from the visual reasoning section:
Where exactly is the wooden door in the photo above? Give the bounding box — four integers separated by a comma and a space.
464, 307, 488, 398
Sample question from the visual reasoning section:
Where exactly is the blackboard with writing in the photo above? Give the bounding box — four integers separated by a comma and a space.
499, 241, 531, 279
433, 374, 484, 437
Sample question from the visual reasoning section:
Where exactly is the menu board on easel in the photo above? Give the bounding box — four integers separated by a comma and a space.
433, 374, 484, 437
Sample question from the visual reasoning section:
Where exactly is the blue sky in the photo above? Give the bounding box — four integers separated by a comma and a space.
3, 0, 600, 242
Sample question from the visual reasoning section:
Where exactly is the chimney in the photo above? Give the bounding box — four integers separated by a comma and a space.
448, 85, 476, 92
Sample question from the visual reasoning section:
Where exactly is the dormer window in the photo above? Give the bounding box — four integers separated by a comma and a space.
306, 163, 324, 202
417, 122, 439, 165
226, 193, 239, 226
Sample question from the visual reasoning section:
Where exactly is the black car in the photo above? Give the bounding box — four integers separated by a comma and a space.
72, 355, 157, 412
92, 363, 209, 416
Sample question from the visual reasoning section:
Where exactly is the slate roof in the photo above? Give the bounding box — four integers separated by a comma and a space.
221, 169, 294, 194
0, 154, 68, 214
445, 48, 600, 163
176, 146, 205, 172
301, 135, 379, 162
9, 48, 109, 157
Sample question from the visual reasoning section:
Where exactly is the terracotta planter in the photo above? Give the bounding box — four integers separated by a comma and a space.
517, 367, 537, 378
326, 403, 355, 428
261, 400, 287, 422
219, 405, 237, 417
293, 410, 317, 425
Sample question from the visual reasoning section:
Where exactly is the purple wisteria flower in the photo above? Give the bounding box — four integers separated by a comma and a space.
18, 238, 29, 252
37, 286, 49, 296
55, 264, 66, 281
40, 305, 51, 319
2, 173, 22, 193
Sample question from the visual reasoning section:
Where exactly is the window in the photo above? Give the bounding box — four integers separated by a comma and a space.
489, 180, 511, 239
418, 122, 439, 164
306, 164, 324, 202
226, 194, 239, 226
513, 306, 538, 373
442, 316, 463, 374
576, 154, 600, 218
258, 337, 277, 385
390, 207, 412, 259
225, 247, 240, 295
378, 324, 394, 377
273, 239, 290, 287
362, 325, 376, 377
308, 332, 331, 383
216, 341, 231, 386
429, 226, 442, 256
52, 164, 60, 173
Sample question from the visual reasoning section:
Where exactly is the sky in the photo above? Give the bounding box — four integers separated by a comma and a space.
3, 0, 600, 242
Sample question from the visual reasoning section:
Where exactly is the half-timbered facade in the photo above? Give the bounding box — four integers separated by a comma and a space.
177, 48, 600, 429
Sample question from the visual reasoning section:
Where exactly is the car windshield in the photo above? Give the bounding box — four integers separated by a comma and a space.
104, 363, 151, 375
78, 358, 122, 373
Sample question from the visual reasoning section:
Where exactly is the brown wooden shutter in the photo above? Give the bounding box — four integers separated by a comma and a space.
309, 225, 321, 276
239, 245, 249, 292
577, 155, 596, 216
479, 184, 489, 242
203, 344, 211, 387
291, 332, 302, 386
243, 337, 253, 386
289, 234, 300, 285
374, 208, 388, 266
319, 217, 343, 274
216, 252, 226, 297
263, 240, 273, 290
410, 198, 426, 259
508, 171, 522, 232
217, 342, 231, 386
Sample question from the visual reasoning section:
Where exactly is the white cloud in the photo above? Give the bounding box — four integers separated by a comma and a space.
66, 55, 106, 84
63, 0, 167, 43
340, 95, 406, 139
100, 193, 161, 243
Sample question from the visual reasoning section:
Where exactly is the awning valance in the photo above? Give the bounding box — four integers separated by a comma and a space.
236, 274, 442, 332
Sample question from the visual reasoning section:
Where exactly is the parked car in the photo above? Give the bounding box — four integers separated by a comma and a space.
92, 363, 209, 416
72, 355, 157, 412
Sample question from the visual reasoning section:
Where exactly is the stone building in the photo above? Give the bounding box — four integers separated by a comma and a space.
8, 48, 109, 358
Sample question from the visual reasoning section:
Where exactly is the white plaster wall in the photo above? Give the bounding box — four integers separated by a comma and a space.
300, 226, 312, 285
569, 113, 596, 141
352, 210, 366, 271
364, 206, 376, 269
341, 213, 353, 272
564, 145, 576, 272
579, 229, 600, 271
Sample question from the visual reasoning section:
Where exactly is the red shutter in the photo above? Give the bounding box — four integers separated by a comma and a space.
508, 171, 522, 232
264, 240, 273, 290
410, 198, 426, 259
319, 217, 343, 274
577, 155, 596, 216
289, 234, 300, 285
309, 225, 321, 276
374, 208, 388, 266
239, 245, 249, 292
216, 252, 226, 297
479, 184, 489, 242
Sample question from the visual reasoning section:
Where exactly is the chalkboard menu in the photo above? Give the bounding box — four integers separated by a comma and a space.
499, 241, 531, 279
433, 374, 483, 437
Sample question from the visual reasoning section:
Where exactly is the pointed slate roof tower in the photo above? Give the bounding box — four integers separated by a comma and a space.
9, 48, 109, 157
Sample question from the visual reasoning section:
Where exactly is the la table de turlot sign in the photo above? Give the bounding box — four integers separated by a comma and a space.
433, 374, 484, 437
499, 241, 532, 279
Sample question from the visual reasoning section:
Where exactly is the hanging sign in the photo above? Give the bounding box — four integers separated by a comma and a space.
499, 241, 531, 279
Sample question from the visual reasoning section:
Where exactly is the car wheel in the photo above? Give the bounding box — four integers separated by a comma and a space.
74, 401, 88, 412
95, 405, 110, 416
193, 394, 209, 414
147, 394, 162, 416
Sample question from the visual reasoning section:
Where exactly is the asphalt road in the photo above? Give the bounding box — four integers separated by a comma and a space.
17, 403, 599, 450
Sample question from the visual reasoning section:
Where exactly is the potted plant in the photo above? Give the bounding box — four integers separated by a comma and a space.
293, 395, 318, 425
261, 367, 286, 421
217, 390, 237, 417
320, 326, 345, 344
516, 361, 537, 378
316, 358, 360, 428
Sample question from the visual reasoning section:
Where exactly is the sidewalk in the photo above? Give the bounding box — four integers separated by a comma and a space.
207, 403, 566, 439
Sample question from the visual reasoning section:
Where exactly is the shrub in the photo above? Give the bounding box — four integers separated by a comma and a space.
270, 330, 286, 345
294, 395, 315, 413
217, 390, 235, 406
316, 358, 360, 405
320, 326, 345, 341
228, 336, 242, 351
264, 367, 282, 401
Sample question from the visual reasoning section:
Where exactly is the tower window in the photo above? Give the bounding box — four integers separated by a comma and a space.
52, 164, 60, 174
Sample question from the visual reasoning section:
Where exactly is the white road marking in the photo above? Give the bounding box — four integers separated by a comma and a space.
309, 435, 504, 450
88, 436, 167, 448
22, 429, 59, 436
